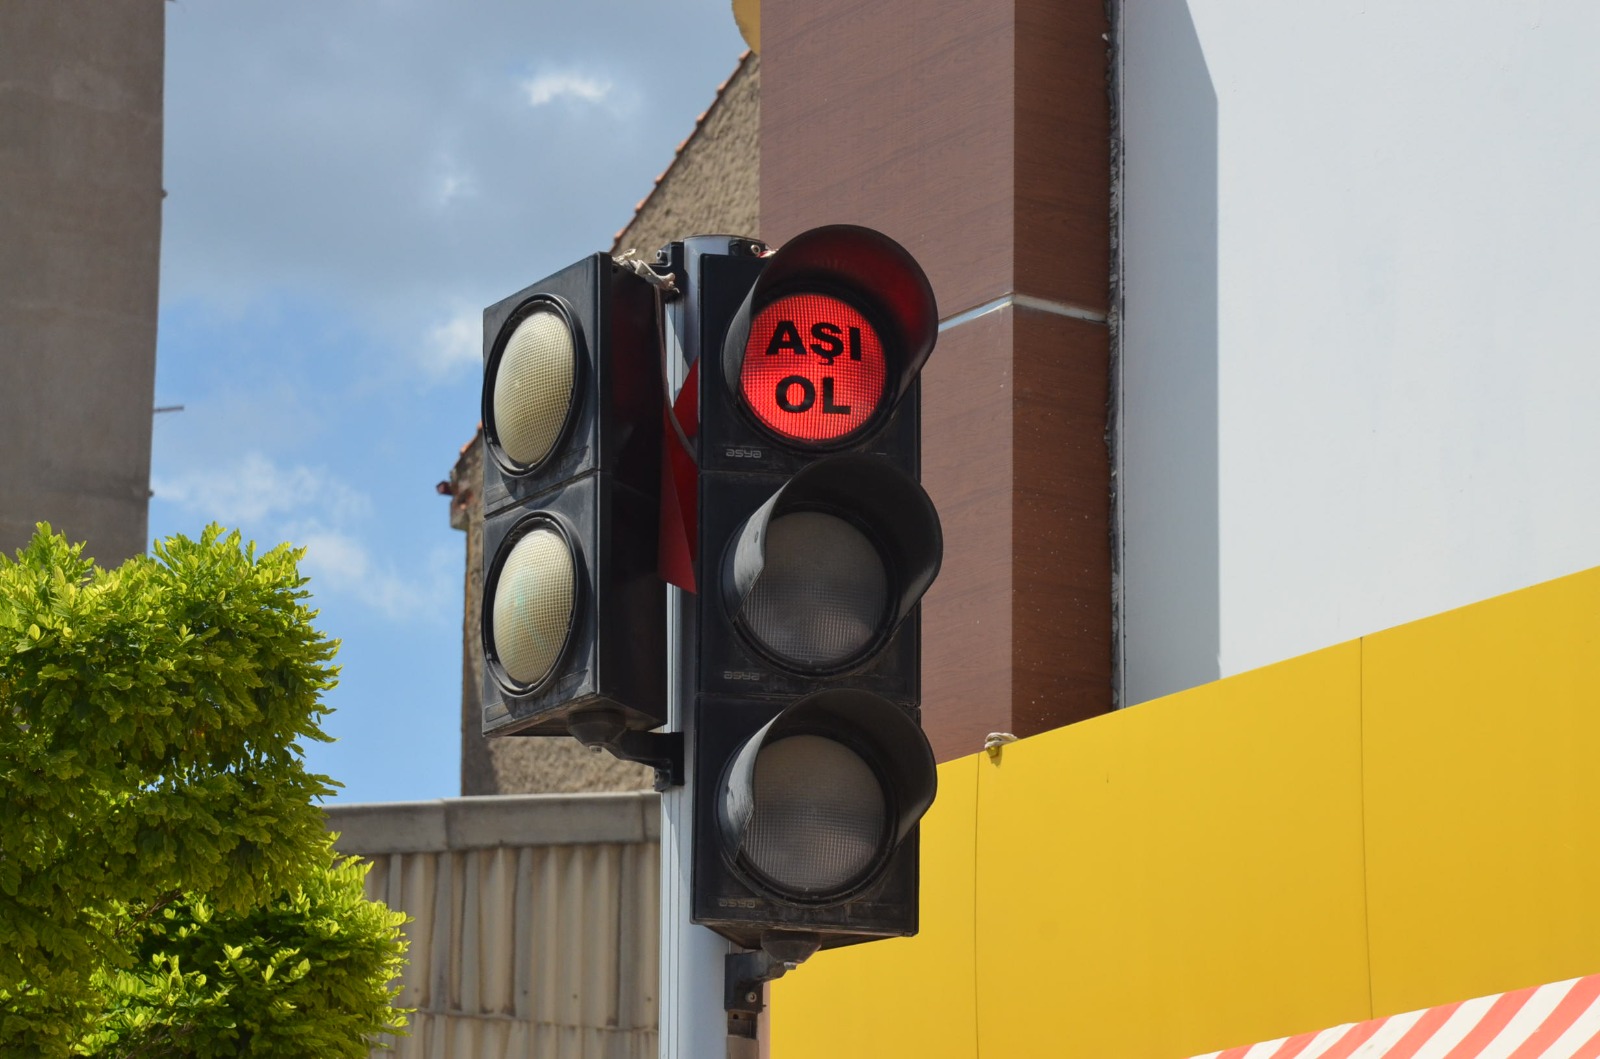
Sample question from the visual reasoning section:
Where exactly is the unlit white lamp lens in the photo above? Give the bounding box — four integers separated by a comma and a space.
491, 527, 575, 687
743, 734, 887, 894
493, 309, 576, 469
741, 511, 888, 669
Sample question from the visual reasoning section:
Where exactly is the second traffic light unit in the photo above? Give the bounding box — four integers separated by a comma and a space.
479, 255, 665, 743
689, 226, 943, 953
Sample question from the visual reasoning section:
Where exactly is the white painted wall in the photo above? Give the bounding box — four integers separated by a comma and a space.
1119, 0, 1600, 705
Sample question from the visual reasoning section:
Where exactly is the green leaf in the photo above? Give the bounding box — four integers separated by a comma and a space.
0, 525, 398, 1057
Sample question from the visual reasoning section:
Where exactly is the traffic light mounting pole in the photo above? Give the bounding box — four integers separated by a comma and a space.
657, 237, 740, 1059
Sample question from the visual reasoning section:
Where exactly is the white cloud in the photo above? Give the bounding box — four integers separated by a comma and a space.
158, 3, 743, 391
438, 171, 473, 205
151, 455, 455, 622
433, 152, 477, 207
422, 305, 482, 380
152, 452, 370, 527
292, 527, 456, 621
153, 454, 457, 623
521, 70, 613, 107
160, 6, 744, 305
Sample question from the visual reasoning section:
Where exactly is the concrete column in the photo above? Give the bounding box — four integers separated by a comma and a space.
0, 0, 164, 565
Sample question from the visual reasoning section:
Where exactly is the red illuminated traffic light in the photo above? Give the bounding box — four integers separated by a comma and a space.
738, 292, 887, 444
685, 226, 942, 967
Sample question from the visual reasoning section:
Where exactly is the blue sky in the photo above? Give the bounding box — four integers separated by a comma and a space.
150, 1, 748, 804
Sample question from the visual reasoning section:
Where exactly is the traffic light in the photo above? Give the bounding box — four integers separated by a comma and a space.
686, 226, 943, 958
478, 254, 668, 747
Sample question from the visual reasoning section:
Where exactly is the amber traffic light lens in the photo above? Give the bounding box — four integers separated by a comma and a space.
492, 308, 577, 470
742, 734, 888, 896
739, 292, 887, 445
489, 526, 576, 688
738, 510, 889, 670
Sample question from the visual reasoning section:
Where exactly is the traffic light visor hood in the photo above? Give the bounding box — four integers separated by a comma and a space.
717, 689, 937, 903
724, 454, 942, 674
722, 225, 937, 446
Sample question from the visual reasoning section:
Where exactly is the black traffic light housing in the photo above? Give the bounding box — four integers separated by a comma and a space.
687, 226, 942, 955
479, 254, 666, 740
699, 454, 940, 700
482, 255, 662, 511
693, 691, 935, 950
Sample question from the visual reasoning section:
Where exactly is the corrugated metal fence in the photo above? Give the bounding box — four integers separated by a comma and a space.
327, 793, 660, 1059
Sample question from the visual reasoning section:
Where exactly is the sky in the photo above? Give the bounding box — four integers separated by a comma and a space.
150, 1, 749, 805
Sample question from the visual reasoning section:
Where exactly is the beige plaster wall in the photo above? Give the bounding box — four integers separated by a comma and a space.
613, 52, 760, 258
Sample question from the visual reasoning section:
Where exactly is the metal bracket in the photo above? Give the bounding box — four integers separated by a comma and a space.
567, 709, 684, 790
604, 729, 684, 791
724, 930, 823, 1016
724, 949, 788, 1016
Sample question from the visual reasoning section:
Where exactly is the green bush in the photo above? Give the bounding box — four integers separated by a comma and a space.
0, 526, 408, 1056
85, 840, 407, 1058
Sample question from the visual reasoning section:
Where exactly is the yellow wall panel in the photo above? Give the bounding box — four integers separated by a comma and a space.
770, 755, 980, 1059
772, 567, 1600, 1058
1362, 566, 1600, 1016
973, 643, 1371, 1059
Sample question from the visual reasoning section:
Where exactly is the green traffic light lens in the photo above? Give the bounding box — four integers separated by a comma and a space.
743, 734, 888, 896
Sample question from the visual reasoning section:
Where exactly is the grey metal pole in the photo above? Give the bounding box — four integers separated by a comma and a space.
658, 245, 733, 1059
658, 589, 731, 1059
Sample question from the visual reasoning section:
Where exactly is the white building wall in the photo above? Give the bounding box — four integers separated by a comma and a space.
1119, 0, 1600, 704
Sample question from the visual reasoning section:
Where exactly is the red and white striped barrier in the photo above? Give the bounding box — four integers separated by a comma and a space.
1189, 974, 1600, 1059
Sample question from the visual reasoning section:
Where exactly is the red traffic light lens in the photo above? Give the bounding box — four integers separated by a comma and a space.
739, 292, 887, 445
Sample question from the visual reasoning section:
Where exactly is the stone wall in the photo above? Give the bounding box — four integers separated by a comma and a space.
612, 52, 760, 258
